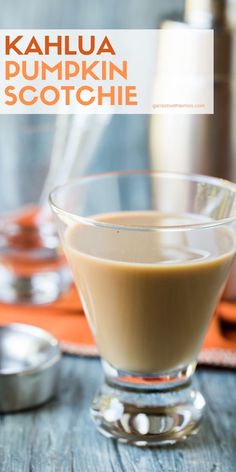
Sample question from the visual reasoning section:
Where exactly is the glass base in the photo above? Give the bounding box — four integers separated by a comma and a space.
91, 361, 205, 446
0, 266, 71, 304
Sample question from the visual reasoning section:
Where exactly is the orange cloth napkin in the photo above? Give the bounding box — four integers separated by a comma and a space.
0, 285, 236, 368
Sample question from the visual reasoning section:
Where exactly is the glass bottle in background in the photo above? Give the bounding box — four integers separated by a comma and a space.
0, 113, 110, 305
0, 115, 71, 304
150, 0, 236, 300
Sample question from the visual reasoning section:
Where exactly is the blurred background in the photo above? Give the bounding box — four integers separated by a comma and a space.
0, 0, 236, 191
0, 0, 187, 304
0, 0, 185, 183
1, 0, 236, 303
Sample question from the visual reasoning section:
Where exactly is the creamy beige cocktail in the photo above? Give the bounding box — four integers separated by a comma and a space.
50, 172, 236, 445
65, 211, 234, 373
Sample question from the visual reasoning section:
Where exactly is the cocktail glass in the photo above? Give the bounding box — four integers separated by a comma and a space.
50, 171, 236, 446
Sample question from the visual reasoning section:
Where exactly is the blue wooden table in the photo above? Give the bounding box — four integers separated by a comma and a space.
0, 355, 235, 471
0, 1, 235, 469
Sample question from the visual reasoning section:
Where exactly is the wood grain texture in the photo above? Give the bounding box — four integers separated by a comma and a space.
0, 0, 235, 470
0, 356, 235, 472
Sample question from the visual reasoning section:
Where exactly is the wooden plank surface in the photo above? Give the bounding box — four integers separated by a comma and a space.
0, 356, 235, 472
0, 1, 235, 470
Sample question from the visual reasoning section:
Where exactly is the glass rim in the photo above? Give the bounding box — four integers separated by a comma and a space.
49, 170, 236, 232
